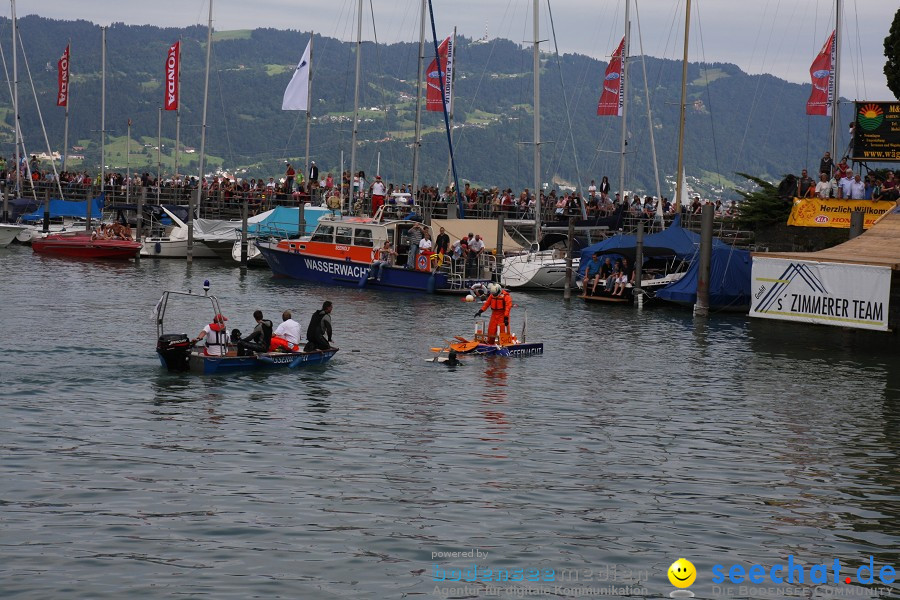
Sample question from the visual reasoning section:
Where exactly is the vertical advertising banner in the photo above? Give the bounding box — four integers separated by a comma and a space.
597, 37, 625, 117
426, 36, 453, 112
57, 45, 70, 107
164, 42, 180, 111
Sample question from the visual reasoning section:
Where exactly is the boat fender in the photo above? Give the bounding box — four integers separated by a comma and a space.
154, 242, 162, 254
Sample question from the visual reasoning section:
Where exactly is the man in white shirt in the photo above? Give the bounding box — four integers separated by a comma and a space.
838, 171, 854, 199
370, 175, 387, 216
848, 173, 866, 200
273, 310, 302, 350
814, 172, 832, 198
467, 234, 485, 277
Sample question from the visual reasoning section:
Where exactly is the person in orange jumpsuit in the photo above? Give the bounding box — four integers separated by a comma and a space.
475, 283, 513, 343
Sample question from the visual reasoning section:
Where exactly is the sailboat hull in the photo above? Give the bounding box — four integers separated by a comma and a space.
501, 252, 580, 290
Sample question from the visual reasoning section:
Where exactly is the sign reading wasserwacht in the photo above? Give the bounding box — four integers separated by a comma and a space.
750, 257, 890, 331
787, 198, 895, 228
851, 101, 900, 162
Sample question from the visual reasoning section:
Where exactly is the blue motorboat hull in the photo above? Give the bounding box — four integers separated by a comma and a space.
157, 348, 338, 375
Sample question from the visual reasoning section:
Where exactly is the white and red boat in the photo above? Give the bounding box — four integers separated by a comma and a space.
32, 231, 141, 259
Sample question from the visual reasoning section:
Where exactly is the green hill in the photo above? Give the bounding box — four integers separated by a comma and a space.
2, 15, 858, 199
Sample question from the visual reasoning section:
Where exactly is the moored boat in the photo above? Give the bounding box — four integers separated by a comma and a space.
256, 207, 492, 293
32, 230, 140, 259
0, 223, 25, 247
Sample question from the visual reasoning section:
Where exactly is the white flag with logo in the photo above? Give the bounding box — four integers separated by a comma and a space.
282, 40, 311, 111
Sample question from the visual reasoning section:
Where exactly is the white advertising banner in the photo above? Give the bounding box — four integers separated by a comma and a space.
750, 257, 891, 331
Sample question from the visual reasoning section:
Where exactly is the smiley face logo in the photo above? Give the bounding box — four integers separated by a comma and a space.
668, 558, 696, 588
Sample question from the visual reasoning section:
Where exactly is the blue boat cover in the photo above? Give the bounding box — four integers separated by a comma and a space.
20, 193, 105, 222
247, 205, 330, 237
654, 246, 752, 310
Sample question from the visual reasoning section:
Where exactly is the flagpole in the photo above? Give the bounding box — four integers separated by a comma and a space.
674, 0, 690, 215
532, 0, 541, 242
100, 26, 106, 196
157, 106, 162, 204
304, 33, 313, 194
411, 0, 425, 199
12, 0, 19, 197
175, 39, 181, 186
445, 27, 456, 189
618, 0, 629, 217
830, 0, 841, 161
126, 118, 131, 204
348, 0, 362, 212
192, 0, 213, 263
62, 40, 70, 174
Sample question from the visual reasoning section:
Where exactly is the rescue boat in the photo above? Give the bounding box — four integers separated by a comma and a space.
431, 292, 543, 357
255, 203, 492, 294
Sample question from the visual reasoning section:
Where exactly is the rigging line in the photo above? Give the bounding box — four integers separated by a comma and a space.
693, 1, 722, 194
210, 48, 236, 173
16, 29, 64, 198
451, 0, 516, 161
535, 0, 584, 194
0, 22, 37, 201
734, 0, 780, 175
368, 0, 396, 178
634, 0, 662, 201
852, 0, 865, 100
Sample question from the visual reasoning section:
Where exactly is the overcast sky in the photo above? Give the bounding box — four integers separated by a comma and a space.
13, 0, 898, 101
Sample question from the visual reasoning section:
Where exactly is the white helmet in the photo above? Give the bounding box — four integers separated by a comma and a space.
488, 283, 502, 296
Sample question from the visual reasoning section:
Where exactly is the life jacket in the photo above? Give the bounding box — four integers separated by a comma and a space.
205, 322, 227, 356
481, 290, 512, 316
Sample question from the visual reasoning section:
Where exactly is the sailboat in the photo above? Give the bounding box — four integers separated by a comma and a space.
500, 0, 576, 290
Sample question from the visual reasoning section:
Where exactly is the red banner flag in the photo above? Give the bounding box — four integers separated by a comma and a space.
56, 45, 70, 107
806, 30, 835, 116
164, 41, 180, 111
597, 37, 625, 116
426, 36, 454, 112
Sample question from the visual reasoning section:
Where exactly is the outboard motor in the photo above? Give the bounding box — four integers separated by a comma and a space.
156, 333, 191, 372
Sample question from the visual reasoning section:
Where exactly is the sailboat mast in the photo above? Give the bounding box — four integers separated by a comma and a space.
830, 0, 841, 162
100, 26, 106, 195
674, 0, 690, 214
11, 0, 18, 196
190, 0, 213, 262
411, 0, 426, 198
304, 33, 313, 190
618, 0, 630, 209
445, 27, 456, 187
349, 0, 363, 211
532, 0, 541, 241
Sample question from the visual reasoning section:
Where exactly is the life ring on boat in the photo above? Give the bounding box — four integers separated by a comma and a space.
416, 253, 429, 271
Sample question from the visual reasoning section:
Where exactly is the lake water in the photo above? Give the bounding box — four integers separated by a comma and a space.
2, 244, 899, 599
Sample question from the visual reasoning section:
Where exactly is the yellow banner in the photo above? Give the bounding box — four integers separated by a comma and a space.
787, 198, 896, 228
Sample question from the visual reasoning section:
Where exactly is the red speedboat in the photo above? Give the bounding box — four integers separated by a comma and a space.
32, 231, 141, 259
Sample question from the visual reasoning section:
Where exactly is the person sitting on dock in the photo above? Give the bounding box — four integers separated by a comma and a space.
612, 258, 633, 296
368, 240, 396, 282
271, 310, 301, 352
237, 310, 273, 356
304, 301, 335, 352
192, 313, 229, 356
583, 253, 604, 296
475, 283, 513, 344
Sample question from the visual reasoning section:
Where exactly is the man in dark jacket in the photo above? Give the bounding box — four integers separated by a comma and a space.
237, 310, 273, 356
304, 301, 334, 352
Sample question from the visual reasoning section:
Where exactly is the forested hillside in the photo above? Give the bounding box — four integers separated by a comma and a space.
1, 15, 855, 199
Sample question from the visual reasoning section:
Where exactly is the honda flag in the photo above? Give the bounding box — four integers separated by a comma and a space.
426, 36, 454, 112
164, 42, 180, 111
57, 45, 70, 107
806, 30, 835, 116
597, 37, 625, 116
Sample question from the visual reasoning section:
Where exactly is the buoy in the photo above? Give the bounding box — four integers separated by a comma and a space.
464, 294, 475, 302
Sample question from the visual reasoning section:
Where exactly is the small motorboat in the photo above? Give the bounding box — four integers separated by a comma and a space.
32, 230, 141, 259
154, 287, 337, 375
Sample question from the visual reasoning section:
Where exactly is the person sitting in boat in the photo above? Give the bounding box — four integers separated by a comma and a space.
192, 313, 229, 356
304, 301, 335, 352
237, 310, 274, 356
368, 240, 396, 282
475, 283, 513, 344
270, 310, 301, 352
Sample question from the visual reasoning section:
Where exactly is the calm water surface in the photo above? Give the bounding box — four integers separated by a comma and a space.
1, 244, 899, 599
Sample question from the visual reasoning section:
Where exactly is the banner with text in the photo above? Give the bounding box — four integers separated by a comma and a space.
806, 30, 834, 116
750, 257, 890, 331
787, 197, 895, 228
851, 101, 900, 162
597, 37, 625, 116
57, 44, 70, 107
164, 41, 180, 111
426, 36, 454, 112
